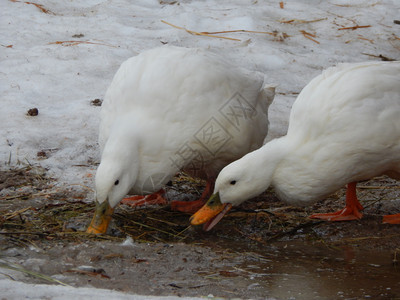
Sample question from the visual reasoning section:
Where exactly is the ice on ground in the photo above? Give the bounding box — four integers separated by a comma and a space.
0, 277, 204, 300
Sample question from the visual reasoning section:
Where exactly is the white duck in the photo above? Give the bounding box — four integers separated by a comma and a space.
87, 46, 275, 234
191, 61, 400, 231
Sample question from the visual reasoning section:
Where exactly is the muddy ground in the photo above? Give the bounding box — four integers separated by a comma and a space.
1, 166, 399, 299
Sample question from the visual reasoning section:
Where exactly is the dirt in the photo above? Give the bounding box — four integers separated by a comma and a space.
26, 108, 39, 116
1, 166, 400, 299
90, 99, 103, 107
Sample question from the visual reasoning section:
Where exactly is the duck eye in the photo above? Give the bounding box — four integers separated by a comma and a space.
114, 180, 119, 185
230, 180, 236, 185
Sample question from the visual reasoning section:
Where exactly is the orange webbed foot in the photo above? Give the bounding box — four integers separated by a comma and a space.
310, 206, 363, 221
310, 182, 364, 221
170, 199, 206, 214
171, 178, 215, 213
121, 190, 167, 207
382, 213, 400, 224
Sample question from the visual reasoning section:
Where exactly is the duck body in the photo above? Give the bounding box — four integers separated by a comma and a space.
273, 61, 400, 205
98, 46, 274, 198
191, 61, 400, 230
88, 46, 274, 234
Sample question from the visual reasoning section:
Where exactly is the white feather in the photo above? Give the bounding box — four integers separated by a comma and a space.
215, 61, 400, 207
95, 46, 275, 208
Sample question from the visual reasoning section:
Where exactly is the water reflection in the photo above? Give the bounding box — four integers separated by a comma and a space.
206, 240, 399, 299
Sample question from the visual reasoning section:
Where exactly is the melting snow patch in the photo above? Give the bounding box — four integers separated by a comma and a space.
121, 236, 136, 247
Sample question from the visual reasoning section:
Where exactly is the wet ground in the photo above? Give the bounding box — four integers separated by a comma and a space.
1, 166, 400, 299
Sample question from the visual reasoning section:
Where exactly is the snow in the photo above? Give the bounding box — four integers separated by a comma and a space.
2, 0, 399, 185
0, 278, 203, 300
1, 0, 399, 297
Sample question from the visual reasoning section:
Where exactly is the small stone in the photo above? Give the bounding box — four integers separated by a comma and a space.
27, 108, 39, 116
37, 150, 48, 158
90, 99, 103, 106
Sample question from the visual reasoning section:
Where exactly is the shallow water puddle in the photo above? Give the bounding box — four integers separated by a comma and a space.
1, 236, 399, 299
202, 239, 400, 299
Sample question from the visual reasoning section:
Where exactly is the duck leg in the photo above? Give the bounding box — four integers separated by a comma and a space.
170, 179, 215, 213
382, 213, 400, 224
310, 182, 364, 221
120, 189, 167, 207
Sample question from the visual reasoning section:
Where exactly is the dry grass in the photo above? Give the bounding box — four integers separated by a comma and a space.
48, 40, 117, 48
1, 166, 399, 251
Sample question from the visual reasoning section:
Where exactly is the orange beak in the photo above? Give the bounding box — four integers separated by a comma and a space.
190, 192, 232, 231
86, 200, 115, 234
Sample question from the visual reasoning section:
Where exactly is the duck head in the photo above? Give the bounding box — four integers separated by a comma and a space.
87, 129, 139, 235
190, 138, 290, 231
190, 146, 276, 231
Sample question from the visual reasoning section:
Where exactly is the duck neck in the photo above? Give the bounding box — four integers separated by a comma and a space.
100, 119, 142, 182
246, 137, 292, 194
